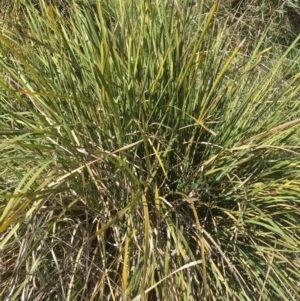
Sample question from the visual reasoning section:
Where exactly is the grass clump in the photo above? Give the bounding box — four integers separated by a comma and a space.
0, 0, 300, 300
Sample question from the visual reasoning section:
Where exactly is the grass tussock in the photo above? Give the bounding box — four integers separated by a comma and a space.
0, 0, 300, 300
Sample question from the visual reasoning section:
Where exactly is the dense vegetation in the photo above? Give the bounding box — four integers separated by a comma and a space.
0, 0, 300, 300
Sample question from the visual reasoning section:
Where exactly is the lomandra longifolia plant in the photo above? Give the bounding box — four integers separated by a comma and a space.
0, 1, 299, 300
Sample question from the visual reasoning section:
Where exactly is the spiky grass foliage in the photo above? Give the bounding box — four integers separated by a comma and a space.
0, 0, 300, 300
